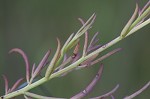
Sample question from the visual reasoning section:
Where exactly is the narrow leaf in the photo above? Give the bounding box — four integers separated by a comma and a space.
76, 16, 95, 38
10, 78, 24, 92
83, 32, 88, 56
2, 75, 9, 94
120, 4, 138, 38
73, 43, 80, 57
80, 53, 99, 66
32, 50, 51, 79
45, 38, 61, 78
139, 1, 150, 16
72, 53, 80, 63
75, 13, 95, 36
90, 48, 122, 66
9, 48, 30, 83
87, 44, 101, 53
31, 63, 36, 77
88, 32, 99, 48
78, 48, 121, 69
78, 18, 89, 56
55, 56, 72, 72
71, 64, 103, 99
61, 33, 74, 54
66, 38, 80, 51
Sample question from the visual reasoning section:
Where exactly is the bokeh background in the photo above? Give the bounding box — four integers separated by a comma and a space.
0, 0, 150, 98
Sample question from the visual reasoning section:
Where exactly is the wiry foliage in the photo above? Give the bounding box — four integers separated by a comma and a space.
0, 1, 150, 99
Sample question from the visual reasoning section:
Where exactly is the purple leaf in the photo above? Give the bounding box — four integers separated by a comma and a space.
90, 48, 122, 66
32, 50, 51, 79
73, 43, 80, 58
31, 63, 36, 77
45, 38, 61, 78
71, 64, 103, 99
88, 32, 99, 48
63, 54, 68, 62
9, 48, 30, 83
72, 53, 80, 63
87, 44, 101, 53
80, 53, 99, 66
78, 18, 89, 56
138, 0, 150, 16
10, 78, 24, 92
55, 56, 73, 72
2, 75, 9, 94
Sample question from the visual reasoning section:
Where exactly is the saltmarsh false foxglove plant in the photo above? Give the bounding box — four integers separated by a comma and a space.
0, 1, 150, 99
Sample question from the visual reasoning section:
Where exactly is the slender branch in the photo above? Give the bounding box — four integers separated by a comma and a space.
1, 4, 149, 98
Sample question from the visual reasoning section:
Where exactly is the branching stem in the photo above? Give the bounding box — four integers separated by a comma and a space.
1, 4, 150, 99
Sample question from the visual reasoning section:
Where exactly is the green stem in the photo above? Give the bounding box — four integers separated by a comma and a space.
129, 6, 150, 30
2, 57, 84, 99
1, 6, 150, 99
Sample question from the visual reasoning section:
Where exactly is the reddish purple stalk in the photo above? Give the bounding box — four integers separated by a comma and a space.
9, 48, 30, 83
71, 64, 104, 99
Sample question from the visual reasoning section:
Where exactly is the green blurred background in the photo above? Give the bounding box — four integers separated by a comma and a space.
0, 0, 150, 98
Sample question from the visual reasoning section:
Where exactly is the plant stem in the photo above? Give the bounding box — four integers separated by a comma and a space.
1, 7, 150, 99
129, 6, 150, 30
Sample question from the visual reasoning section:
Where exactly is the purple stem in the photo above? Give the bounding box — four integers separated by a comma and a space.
139, 0, 150, 15
71, 64, 104, 99
73, 43, 80, 57
63, 54, 68, 62
88, 32, 99, 48
72, 53, 80, 63
31, 63, 36, 77
10, 78, 24, 92
87, 44, 102, 53
9, 48, 30, 83
90, 48, 122, 66
2, 75, 9, 94
78, 48, 122, 68
32, 50, 51, 79
78, 18, 89, 56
